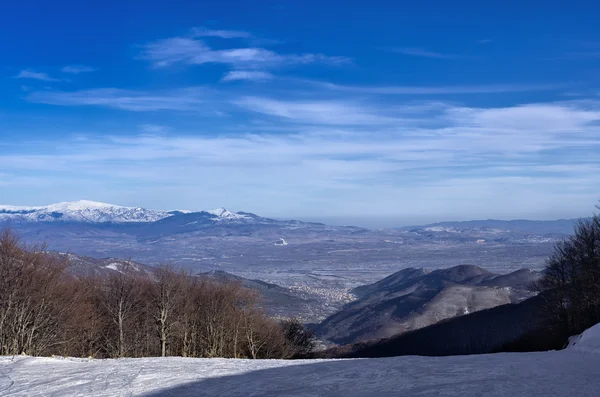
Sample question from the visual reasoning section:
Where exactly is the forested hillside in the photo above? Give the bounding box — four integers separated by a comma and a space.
0, 229, 313, 359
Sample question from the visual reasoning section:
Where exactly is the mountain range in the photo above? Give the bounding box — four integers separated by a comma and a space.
0, 200, 253, 224
401, 218, 585, 236
0, 200, 584, 233
315, 264, 541, 344
0, 200, 576, 296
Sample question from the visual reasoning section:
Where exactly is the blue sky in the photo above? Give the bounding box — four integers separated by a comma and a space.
1, 1, 600, 226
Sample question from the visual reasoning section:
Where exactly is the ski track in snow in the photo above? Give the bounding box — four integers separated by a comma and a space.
0, 349, 599, 396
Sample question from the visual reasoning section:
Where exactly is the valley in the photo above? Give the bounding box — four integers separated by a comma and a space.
2, 200, 570, 326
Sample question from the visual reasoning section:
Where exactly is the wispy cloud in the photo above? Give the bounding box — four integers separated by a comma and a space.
191, 27, 252, 39
4, 99, 600, 221
222, 70, 274, 82
15, 69, 60, 82
139, 36, 350, 69
385, 47, 456, 59
61, 65, 98, 74
233, 96, 401, 125
477, 39, 493, 44
311, 81, 563, 95
191, 26, 279, 46
25, 87, 208, 111
24, 79, 566, 118
140, 124, 170, 133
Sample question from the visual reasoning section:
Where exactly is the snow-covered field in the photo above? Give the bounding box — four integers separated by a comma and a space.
2, 325, 600, 397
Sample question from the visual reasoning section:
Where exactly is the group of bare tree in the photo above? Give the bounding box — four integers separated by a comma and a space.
0, 229, 314, 359
538, 203, 600, 340
0, 229, 77, 356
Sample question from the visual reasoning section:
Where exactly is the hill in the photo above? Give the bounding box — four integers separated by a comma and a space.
200, 270, 318, 319
61, 253, 316, 320
315, 265, 540, 344
401, 218, 582, 235
338, 294, 556, 358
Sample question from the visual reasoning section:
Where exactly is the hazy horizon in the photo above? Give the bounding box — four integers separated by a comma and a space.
0, 198, 593, 228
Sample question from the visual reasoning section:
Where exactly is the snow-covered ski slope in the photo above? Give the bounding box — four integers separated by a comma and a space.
2, 324, 600, 397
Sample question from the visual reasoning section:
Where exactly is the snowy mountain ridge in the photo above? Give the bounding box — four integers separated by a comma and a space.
205, 207, 250, 221
0, 200, 247, 224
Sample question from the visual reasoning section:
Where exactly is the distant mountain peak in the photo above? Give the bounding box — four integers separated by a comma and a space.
0, 200, 170, 223
47, 200, 129, 211
206, 207, 233, 216
205, 207, 249, 221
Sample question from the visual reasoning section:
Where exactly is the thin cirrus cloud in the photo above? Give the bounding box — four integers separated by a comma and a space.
190, 26, 280, 46
233, 96, 402, 125
138, 36, 350, 69
139, 124, 170, 134
14, 69, 61, 82
222, 70, 274, 82
2, 99, 599, 221
310, 81, 564, 95
190, 27, 252, 39
24, 86, 406, 124
23, 80, 565, 115
25, 87, 208, 111
61, 65, 98, 74
384, 47, 456, 58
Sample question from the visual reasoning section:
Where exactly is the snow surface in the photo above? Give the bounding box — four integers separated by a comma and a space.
423, 226, 460, 233
2, 327, 600, 397
567, 322, 600, 354
105, 263, 121, 271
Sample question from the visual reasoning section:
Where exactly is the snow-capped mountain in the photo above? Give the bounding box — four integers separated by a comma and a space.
0, 200, 171, 223
0, 200, 249, 224
205, 207, 250, 221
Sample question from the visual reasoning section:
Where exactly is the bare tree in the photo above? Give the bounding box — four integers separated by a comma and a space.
98, 272, 143, 357
0, 229, 73, 355
0, 227, 298, 360
538, 202, 600, 340
148, 265, 185, 357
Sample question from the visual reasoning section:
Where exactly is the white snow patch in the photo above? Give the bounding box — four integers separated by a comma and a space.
206, 207, 249, 221
423, 226, 460, 233
274, 238, 288, 246
567, 322, 600, 354
105, 263, 121, 271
